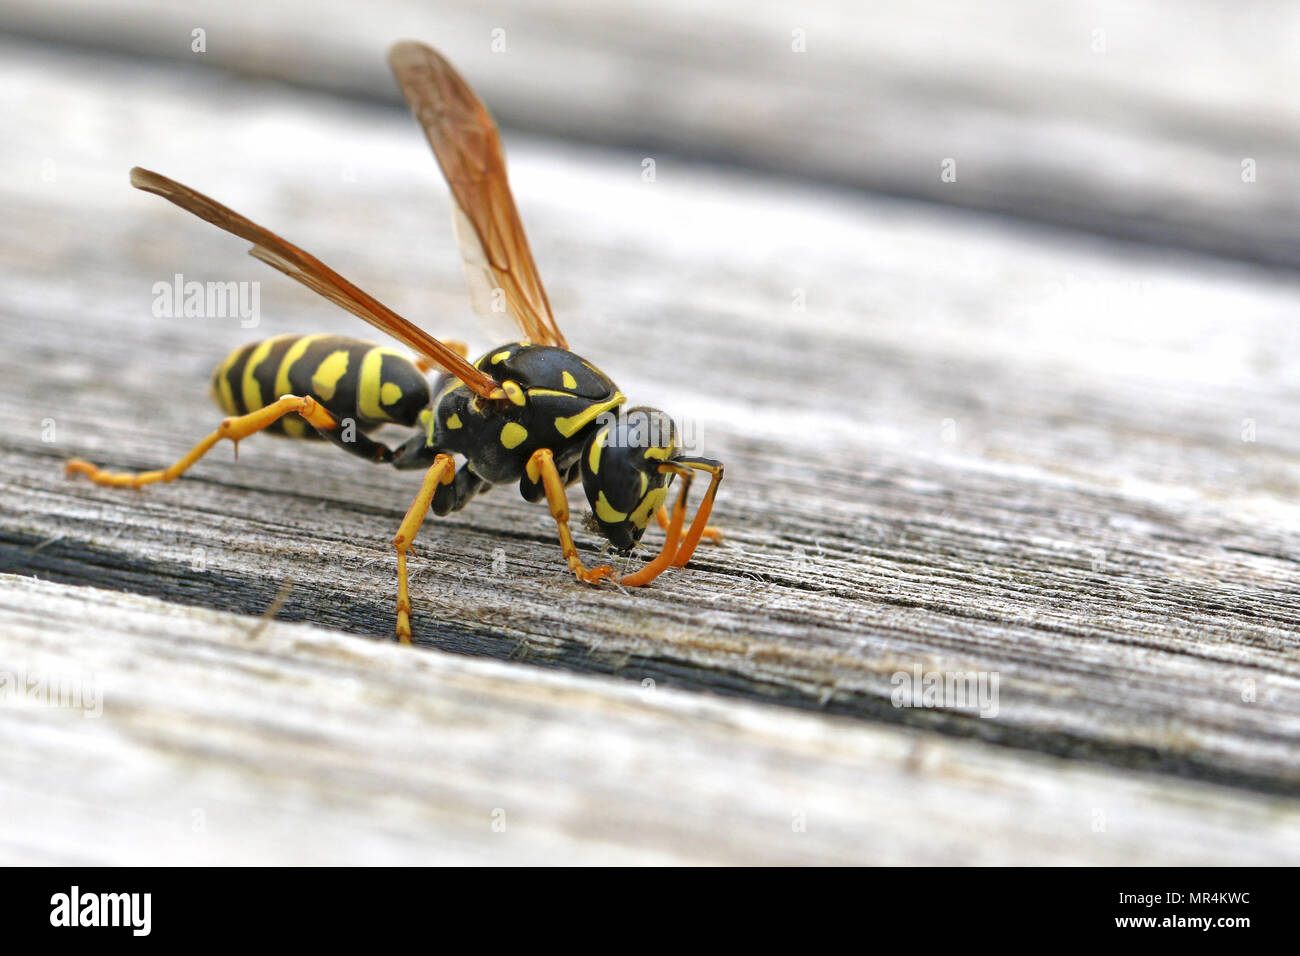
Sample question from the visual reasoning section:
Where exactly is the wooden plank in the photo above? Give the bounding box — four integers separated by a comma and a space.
4, 575, 1299, 865
2, 0, 1298, 267
1, 35, 1299, 820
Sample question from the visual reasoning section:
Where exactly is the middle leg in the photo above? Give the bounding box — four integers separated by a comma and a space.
391, 453, 456, 643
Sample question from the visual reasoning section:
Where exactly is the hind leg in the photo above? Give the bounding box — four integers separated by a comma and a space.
66, 395, 340, 488
391, 454, 457, 642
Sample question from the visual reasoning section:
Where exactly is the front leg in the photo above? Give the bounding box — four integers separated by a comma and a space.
664, 457, 724, 567
622, 464, 693, 587
526, 448, 614, 585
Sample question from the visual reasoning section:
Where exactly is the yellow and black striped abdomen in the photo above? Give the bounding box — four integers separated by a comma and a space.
210, 334, 432, 438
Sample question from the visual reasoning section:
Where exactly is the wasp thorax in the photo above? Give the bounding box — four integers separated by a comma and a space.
580, 407, 679, 551
499, 380, 527, 407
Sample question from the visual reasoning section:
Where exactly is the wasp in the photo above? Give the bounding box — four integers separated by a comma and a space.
66, 41, 725, 642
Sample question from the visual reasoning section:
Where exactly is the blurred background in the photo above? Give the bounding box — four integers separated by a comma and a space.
5, 0, 1300, 266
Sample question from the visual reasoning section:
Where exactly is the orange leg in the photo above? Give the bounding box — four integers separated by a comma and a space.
527, 448, 614, 585
652, 461, 724, 568
656, 504, 723, 545
391, 454, 457, 643
623, 465, 694, 587
669, 460, 724, 567
66, 395, 339, 488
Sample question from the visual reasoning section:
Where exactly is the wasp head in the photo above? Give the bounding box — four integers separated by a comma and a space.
580, 407, 679, 552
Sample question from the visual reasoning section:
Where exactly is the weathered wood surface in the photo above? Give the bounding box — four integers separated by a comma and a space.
1, 32, 1300, 863
3, 0, 1299, 268
5, 575, 1300, 865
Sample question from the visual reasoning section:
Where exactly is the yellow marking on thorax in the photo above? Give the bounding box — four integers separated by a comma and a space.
502, 380, 525, 406
562, 370, 577, 389
359, 346, 406, 421
311, 349, 351, 402
553, 393, 626, 438
491, 349, 512, 364
446, 413, 463, 429
274, 334, 327, 401
241, 335, 293, 411
500, 422, 528, 449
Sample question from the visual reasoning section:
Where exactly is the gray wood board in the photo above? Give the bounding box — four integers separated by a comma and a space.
4, 575, 1299, 865
1, 39, 1299, 815
1, 1, 1297, 267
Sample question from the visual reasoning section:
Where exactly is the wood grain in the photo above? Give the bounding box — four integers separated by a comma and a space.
4, 575, 1298, 865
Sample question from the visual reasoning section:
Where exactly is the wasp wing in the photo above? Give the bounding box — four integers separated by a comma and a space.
388, 40, 568, 350
129, 166, 500, 398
